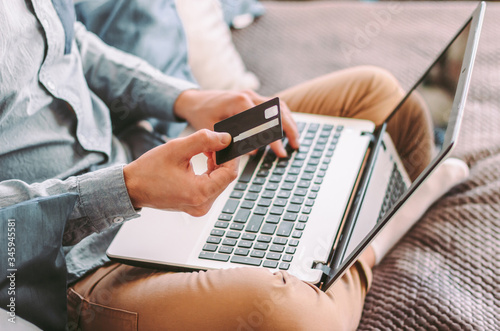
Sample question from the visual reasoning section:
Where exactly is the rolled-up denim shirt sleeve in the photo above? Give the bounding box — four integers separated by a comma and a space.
73, 22, 198, 122
0, 165, 138, 246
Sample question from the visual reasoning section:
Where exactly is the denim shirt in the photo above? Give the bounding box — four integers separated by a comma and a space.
0, 0, 197, 283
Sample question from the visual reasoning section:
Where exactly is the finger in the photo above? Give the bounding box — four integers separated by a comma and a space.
280, 101, 300, 149
241, 89, 265, 103
178, 129, 232, 159
199, 158, 239, 200
269, 140, 287, 158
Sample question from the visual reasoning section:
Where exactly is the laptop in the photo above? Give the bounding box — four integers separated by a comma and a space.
107, 2, 485, 290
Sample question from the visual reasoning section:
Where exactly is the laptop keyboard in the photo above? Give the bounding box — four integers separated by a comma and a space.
377, 163, 407, 223
199, 121, 344, 270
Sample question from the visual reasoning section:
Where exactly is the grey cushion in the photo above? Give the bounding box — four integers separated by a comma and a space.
0, 194, 77, 331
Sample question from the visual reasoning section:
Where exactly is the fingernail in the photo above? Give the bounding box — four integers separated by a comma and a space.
219, 132, 231, 145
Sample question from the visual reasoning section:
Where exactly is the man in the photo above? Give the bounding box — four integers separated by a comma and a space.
0, 0, 468, 329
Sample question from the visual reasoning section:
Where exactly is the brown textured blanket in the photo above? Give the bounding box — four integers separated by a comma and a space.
232, 2, 500, 329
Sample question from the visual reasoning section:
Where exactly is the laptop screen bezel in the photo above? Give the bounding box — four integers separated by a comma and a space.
322, 2, 485, 291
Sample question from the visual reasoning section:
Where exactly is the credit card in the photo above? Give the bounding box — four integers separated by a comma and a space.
214, 97, 283, 164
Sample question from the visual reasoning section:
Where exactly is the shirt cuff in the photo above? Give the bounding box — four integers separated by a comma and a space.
77, 164, 138, 232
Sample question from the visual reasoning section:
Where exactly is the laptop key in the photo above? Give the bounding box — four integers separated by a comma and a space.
263, 260, 279, 268
218, 214, 232, 221
279, 262, 290, 270
289, 239, 300, 247
302, 207, 312, 214
227, 231, 241, 239
246, 215, 264, 232
234, 209, 251, 223
230, 191, 244, 199
199, 252, 230, 262
245, 193, 259, 201
249, 185, 262, 193
222, 238, 237, 246
283, 254, 293, 262
285, 247, 296, 254
257, 235, 272, 243
294, 188, 307, 196
266, 215, 280, 224
239, 149, 265, 183
292, 231, 303, 238
234, 183, 247, 191
261, 223, 277, 235
219, 246, 234, 254
207, 236, 221, 244
273, 237, 288, 245
288, 167, 301, 175
287, 205, 301, 213
295, 223, 306, 231
231, 256, 262, 266
283, 212, 297, 221
238, 241, 253, 248
298, 180, 311, 189
267, 253, 282, 260
234, 248, 250, 256
254, 207, 268, 215
250, 250, 266, 258
230, 223, 244, 231
305, 199, 315, 207
277, 190, 291, 199
298, 215, 309, 222
270, 206, 284, 215
281, 183, 294, 190
215, 221, 229, 228
273, 198, 287, 207
265, 183, 279, 191
222, 199, 239, 214
242, 233, 256, 241
210, 229, 225, 236
261, 191, 275, 199
241, 201, 255, 209
277, 222, 294, 237
253, 177, 266, 185
255, 242, 269, 250
257, 198, 273, 207
203, 244, 218, 252
270, 245, 284, 253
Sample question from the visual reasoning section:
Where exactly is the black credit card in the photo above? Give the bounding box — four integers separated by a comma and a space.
214, 97, 283, 164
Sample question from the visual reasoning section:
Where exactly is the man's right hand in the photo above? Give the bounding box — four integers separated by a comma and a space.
123, 129, 239, 217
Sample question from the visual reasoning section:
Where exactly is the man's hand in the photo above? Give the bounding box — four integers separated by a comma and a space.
123, 129, 239, 217
174, 90, 300, 158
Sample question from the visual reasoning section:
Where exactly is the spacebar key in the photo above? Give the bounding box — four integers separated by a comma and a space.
231, 256, 262, 266
199, 252, 230, 262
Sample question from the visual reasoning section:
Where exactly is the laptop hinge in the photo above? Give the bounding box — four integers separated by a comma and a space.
314, 262, 331, 276
361, 131, 375, 143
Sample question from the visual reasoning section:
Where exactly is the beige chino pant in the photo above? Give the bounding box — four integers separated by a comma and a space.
67, 66, 432, 331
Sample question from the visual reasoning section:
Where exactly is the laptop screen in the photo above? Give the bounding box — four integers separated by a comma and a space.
326, 2, 484, 289
384, 19, 472, 184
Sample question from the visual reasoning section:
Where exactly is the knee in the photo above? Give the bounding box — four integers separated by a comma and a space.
355, 65, 402, 95
231, 270, 340, 330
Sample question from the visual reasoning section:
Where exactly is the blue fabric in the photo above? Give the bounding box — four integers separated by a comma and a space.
51, 0, 75, 54
75, 0, 196, 84
220, 0, 265, 27
0, 193, 78, 331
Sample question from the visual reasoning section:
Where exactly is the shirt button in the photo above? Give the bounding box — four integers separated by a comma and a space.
113, 217, 124, 224
47, 81, 56, 91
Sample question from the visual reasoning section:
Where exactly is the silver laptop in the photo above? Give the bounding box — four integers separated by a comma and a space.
107, 3, 484, 290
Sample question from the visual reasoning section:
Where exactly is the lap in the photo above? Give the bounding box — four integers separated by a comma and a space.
68, 259, 371, 331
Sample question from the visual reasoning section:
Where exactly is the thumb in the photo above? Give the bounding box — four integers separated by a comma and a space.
180, 129, 231, 158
